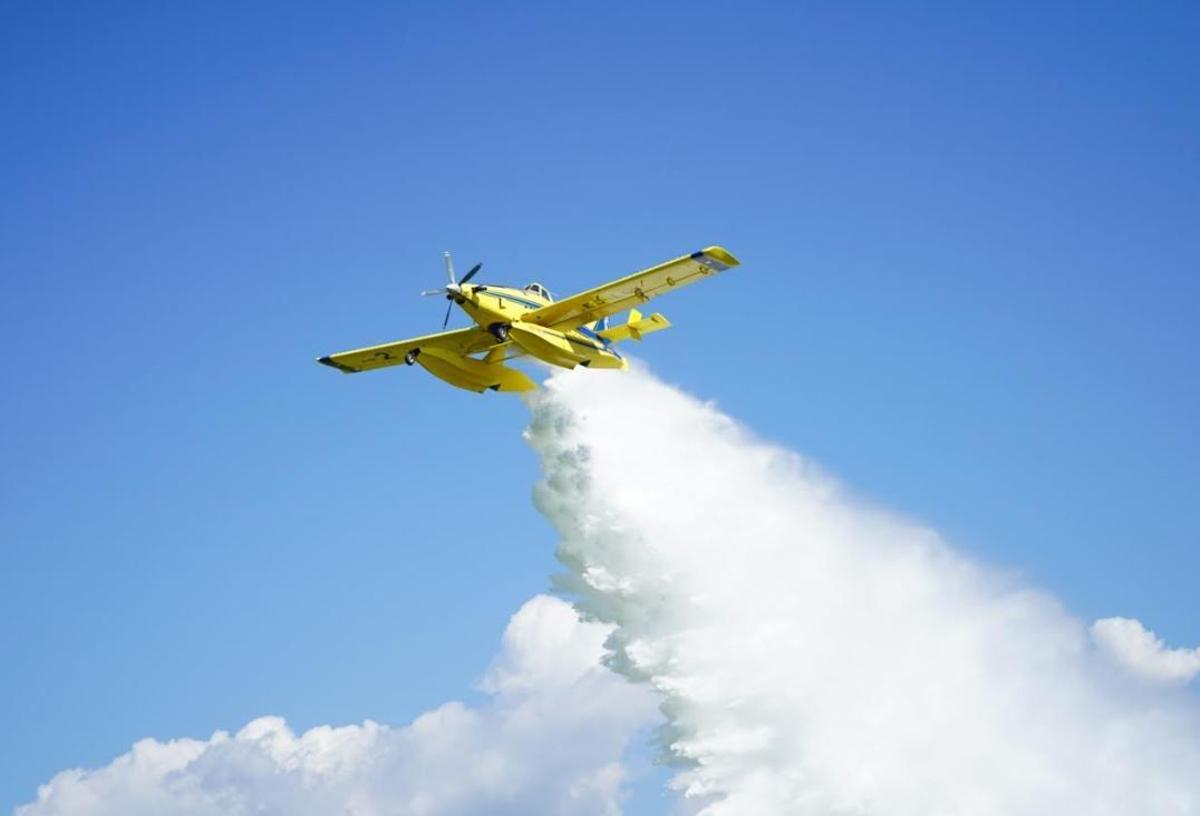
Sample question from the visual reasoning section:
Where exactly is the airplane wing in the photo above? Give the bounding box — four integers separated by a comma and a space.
317, 326, 496, 374
521, 246, 739, 332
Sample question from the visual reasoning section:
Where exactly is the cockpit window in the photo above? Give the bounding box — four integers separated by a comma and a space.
524, 282, 552, 301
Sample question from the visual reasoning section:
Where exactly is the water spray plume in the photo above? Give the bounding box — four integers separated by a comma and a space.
525, 362, 1200, 815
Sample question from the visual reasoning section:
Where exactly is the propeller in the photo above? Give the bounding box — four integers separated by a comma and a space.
459, 263, 482, 285
420, 252, 482, 329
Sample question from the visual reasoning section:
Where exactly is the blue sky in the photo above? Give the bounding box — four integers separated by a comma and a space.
1, 1, 1197, 810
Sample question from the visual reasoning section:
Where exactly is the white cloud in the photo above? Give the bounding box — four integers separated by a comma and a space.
524, 362, 1200, 815
24, 362, 1200, 816
1092, 616, 1200, 683
16, 595, 658, 816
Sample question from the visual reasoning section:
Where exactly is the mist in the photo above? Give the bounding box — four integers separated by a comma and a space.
525, 363, 1200, 815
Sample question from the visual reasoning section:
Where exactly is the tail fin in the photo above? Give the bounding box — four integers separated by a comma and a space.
596, 309, 670, 343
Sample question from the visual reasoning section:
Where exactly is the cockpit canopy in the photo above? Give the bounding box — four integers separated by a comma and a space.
524, 282, 552, 301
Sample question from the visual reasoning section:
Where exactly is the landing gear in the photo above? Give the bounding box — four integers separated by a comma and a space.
489, 323, 510, 342
404, 349, 420, 366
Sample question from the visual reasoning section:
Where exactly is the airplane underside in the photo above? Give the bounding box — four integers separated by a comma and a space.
410, 323, 626, 393
506, 323, 626, 371
411, 347, 535, 393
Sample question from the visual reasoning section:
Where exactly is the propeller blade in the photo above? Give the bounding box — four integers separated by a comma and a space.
459, 263, 482, 285
443, 251, 456, 284
420, 289, 446, 296
442, 299, 453, 330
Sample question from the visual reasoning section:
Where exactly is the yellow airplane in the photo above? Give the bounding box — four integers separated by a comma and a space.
317, 245, 740, 393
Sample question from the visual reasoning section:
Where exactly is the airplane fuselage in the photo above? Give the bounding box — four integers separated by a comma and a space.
451, 283, 625, 370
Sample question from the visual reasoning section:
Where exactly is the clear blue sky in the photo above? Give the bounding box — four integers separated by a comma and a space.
1, 1, 1197, 810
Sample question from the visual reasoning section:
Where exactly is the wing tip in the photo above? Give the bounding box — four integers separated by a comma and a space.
317, 355, 358, 374
695, 246, 740, 271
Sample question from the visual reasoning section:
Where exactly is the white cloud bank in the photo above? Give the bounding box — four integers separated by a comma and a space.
16, 596, 657, 816
524, 363, 1200, 815
21, 362, 1200, 816
1092, 617, 1200, 684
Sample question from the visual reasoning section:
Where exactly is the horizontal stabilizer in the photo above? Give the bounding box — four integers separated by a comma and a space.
597, 311, 671, 343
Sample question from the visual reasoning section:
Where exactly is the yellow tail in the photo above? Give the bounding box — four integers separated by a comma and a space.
597, 310, 671, 343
